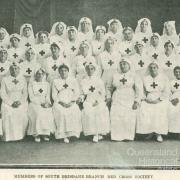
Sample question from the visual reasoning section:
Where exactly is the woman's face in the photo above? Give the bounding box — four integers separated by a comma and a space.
59, 67, 69, 79
68, 30, 76, 41
51, 45, 60, 57
140, 20, 148, 33
0, 50, 8, 63
123, 29, 133, 41
149, 63, 158, 77
23, 27, 32, 38
80, 44, 89, 56
110, 22, 118, 33
85, 65, 95, 76
165, 23, 173, 36
151, 36, 159, 47
56, 23, 64, 35
25, 48, 35, 62
96, 29, 105, 40
35, 70, 44, 82
164, 43, 173, 54
120, 61, 130, 73
135, 44, 143, 54
11, 37, 19, 48
10, 65, 20, 77
39, 33, 48, 44
81, 21, 90, 33
0, 29, 6, 40
174, 68, 180, 80
105, 39, 114, 51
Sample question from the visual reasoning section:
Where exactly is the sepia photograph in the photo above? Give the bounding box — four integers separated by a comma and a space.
0, 0, 180, 178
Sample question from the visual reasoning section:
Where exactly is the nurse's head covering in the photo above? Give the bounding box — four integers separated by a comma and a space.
35, 31, 49, 44
145, 60, 163, 76
107, 18, 123, 34
135, 18, 152, 34
50, 21, 67, 37
150, 32, 163, 47
93, 25, 106, 40
0, 27, 9, 41
58, 63, 70, 72
33, 67, 47, 82
20, 23, 35, 38
78, 17, 93, 33
10, 33, 21, 42
78, 40, 91, 55
67, 26, 78, 34
163, 21, 177, 36
50, 41, 65, 57
0, 46, 8, 53
25, 47, 37, 61
118, 57, 135, 74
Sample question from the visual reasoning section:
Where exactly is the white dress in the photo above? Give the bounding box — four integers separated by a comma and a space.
146, 46, 164, 62
1, 75, 28, 141
161, 34, 178, 47
134, 32, 152, 48
136, 73, 170, 135
168, 79, 180, 133
91, 39, 105, 58
119, 40, 135, 57
20, 36, 35, 49
108, 72, 142, 141
0, 61, 11, 84
52, 77, 82, 139
27, 81, 55, 136
8, 47, 25, 64
80, 75, 109, 136
35, 43, 51, 66
78, 31, 94, 42
21, 61, 41, 83
97, 50, 121, 86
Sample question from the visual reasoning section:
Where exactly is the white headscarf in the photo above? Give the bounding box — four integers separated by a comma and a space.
78, 17, 93, 33
150, 32, 163, 48
118, 57, 135, 74
135, 18, 152, 34
78, 40, 92, 56
163, 21, 177, 36
107, 18, 123, 34
93, 25, 106, 40
66, 26, 78, 40
24, 47, 37, 62
0, 27, 10, 46
50, 22, 67, 38
20, 23, 35, 39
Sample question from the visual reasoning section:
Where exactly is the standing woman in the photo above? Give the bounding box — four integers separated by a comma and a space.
49, 22, 67, 45
134, 18, 153, 48
78, 17, 94, 42
161, 21, 178, 47
106, 59, 142, 141
20, 23, 35, 49
77, 62, 109, 143
8, 34, 25, 64
136, 62, 170, 142
52, 64, 82, 143
0, 27, 10, 49
35, 31, 51, 66
91, 25, 106, 58
1, 64, 28, 141
106, 19, 123, 46
21, 47, 41, 83
97, 36, 121, 90
168, 66, 180, 136
27, 68, 54, 142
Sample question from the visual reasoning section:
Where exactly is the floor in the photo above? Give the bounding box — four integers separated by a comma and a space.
0, 135, 179, 168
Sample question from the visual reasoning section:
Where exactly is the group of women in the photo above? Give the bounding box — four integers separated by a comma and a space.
0, 17, 180, 143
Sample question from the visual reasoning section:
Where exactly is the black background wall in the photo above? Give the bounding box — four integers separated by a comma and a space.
0, 0, 180, 34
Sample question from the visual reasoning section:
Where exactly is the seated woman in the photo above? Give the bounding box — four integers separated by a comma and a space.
134, 18, 152, 48
52, 64, 82, 143
35, 31, 51, 66
20, 23, 35, 49
168, 66, 180, 135
77, 62, 109, 143
136, 62, 170, 142
1, 63, 28, 141
27, 68, 54, 142
21, 47, 41, 83
106, 59, 142, 141
0, 27, 10, 49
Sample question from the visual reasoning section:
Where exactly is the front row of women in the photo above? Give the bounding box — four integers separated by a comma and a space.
0, 59, 179, 143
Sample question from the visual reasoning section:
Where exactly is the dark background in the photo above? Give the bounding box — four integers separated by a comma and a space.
0, 0, 180, 34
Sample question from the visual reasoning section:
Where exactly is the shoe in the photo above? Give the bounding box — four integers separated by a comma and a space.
98, 135, 103, 140
93, 135, 98, 143
43, 137, 50, 141
145, 133, 154, 140
35, 137, 41, 142
64, 138, 69, 143
156, 134, 163, 142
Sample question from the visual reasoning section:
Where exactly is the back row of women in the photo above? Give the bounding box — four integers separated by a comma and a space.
0, 17, 180, 143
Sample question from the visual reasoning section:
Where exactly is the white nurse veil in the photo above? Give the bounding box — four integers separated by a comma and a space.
78, 17, 93, 33
20, 23, 35, 39
0, 27, 10, 43
107, 18, 123, 34
135, 18, 152, 34
163, 21, 177, 36
49, 22, 67, 38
